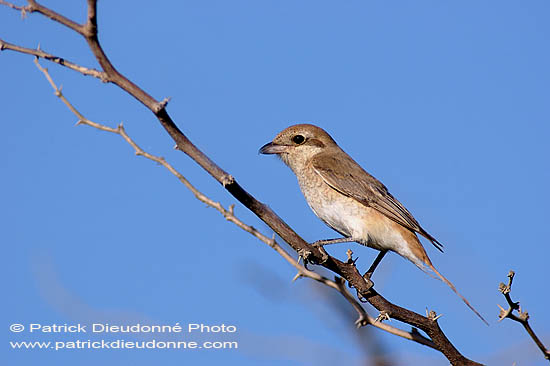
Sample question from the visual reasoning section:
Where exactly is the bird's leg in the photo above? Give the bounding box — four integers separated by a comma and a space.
309, 237, 358, 265
365, 250, 387, 276
311, 237, 357, 247
362, 250, 387, 285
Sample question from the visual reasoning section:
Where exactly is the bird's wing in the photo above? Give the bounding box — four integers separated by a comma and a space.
311, 152, 443, 252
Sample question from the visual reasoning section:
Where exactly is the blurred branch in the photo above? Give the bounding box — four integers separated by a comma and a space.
498, 271, 550, 362
0, 0, 25, 12
3, 2, 481, 364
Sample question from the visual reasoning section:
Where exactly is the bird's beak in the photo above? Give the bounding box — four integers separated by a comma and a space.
259, 142, 288, 155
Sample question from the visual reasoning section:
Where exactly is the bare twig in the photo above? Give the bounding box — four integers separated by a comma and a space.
0, 39, 106, 79
498, 271, 550, 362
0, 0, 25, 12
28, 0, 85, 35
3, 2, 484, 364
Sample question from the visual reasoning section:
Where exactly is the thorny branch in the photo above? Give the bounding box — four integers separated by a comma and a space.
498, 271, 550, 362
33, 58, 436, 350
0, 39, 106, 79
2, 1, 482, 364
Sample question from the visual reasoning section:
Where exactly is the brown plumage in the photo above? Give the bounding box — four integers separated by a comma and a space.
260, 123, 487, 325
311, 151, 444, 252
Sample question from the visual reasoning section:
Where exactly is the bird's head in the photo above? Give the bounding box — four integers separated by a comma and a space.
259, 124, 338, 172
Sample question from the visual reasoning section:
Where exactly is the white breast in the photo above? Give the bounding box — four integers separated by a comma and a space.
297, 172, 369, 240
297, 172, 414, 256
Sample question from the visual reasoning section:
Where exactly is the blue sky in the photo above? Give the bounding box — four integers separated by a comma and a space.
2, 1, 549, 365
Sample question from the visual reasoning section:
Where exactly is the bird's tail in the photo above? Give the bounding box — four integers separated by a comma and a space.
427, 262, 488, 326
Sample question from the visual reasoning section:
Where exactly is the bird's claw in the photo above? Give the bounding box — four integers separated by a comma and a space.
297, 249, 312, 269
302, 243, 329, 264
298, 248, 311, 258
315, 245, 329, 264
362, 272, 375, 291
353, 272, 375, 303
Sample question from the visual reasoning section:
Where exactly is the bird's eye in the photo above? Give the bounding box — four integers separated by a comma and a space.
292, 135, 305, 144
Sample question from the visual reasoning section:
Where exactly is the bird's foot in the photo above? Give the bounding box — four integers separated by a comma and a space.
315, 245, 329, 264
362, 271, 375, 291
352, 269, 376, 303
356, 274, 375, 303
297, 248, 313, 269
306, 242, 330, 264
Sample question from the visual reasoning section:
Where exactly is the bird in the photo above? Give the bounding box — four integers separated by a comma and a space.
259, 123, 487, 324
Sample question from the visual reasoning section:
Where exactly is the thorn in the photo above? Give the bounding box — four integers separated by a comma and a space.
346, 249, 353, 264
354, 315, 369, 328
160, 96, 171, 107
154, 97, 171, 113
221, 174, 235, 187
497, 303, 506, 320
266, 234, 277, 248
375, 311, 390, 323
426, 309, 441, 322
292, 272, 301, 282
518, 310, 529, 322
